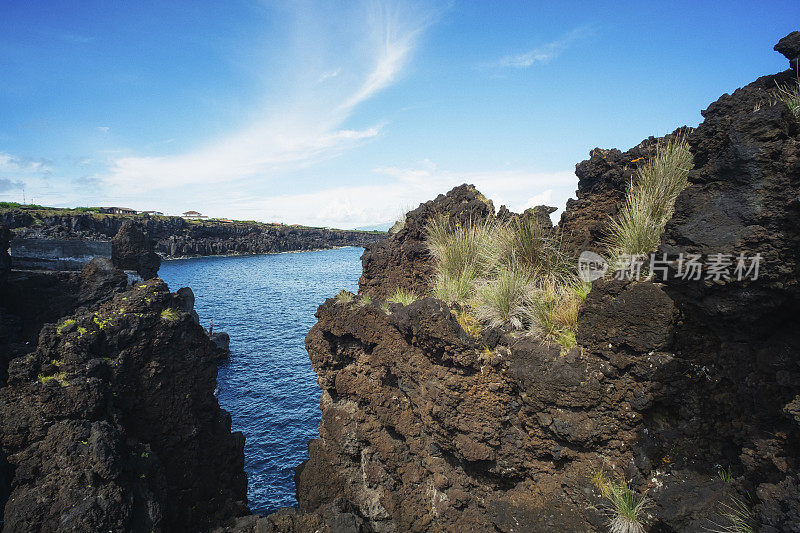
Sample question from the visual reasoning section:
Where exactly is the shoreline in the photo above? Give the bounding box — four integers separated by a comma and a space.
160, 245, 363, 261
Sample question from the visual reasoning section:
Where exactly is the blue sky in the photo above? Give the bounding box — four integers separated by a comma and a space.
1, 1, 797, 228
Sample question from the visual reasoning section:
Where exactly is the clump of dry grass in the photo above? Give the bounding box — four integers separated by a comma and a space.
492, 216, 574, 285
704, 495, 757, 533
388, 288, 418, 306
526, 281, 590, 350
606, 137, 693, 262
591, 470, 651, 533
472, 268, 532, 329
425, 212, 587, 349
426, 215, 496, 304
772, 75, 800, 119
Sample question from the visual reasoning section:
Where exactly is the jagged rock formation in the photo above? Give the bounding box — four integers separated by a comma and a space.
0, 211, 384, 259
0, 223, 247, 531
0, 279, 247, 531
558, 127, 689, 257
775, 30, 800, 71
230, 33, 800, 532
358, 184, 495, 300
112, 220, 161, 279
655, 48, 800, 532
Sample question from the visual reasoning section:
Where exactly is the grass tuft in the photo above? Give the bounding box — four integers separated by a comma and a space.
527, 281, 590, 350
493, 216, 573, 285
454, 308, 481, 338
160, 308, 181, 323
606, 137, 693, 261
704, 496, 757, 533
591, 471, 651, 533
772, 75, 800, 119
425, 209, 589, 345
388, 288, 418, 306
426, 215, 496, 304
334, 290, 355, 304
472, 268, 532, 329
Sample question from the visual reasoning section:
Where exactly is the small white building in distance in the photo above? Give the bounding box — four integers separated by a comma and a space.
100, 207, 137, 215
182, 211, 207, 220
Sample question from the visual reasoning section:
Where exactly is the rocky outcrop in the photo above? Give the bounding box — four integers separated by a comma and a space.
245, 33, 800, 532
656, 44, 800, 531
775, 30, 800, 71
112, 220, 161, 279
558, 128, 689, 257
0, 279, 248, 531
659, 67, 800, 327
359, 184, 494, 300
0, 211, 384, 259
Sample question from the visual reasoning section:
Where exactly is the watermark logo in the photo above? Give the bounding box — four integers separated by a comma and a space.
579, 251, 763, 282
578, 251, 608, 282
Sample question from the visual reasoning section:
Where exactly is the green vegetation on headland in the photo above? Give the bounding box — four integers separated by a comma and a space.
0, 203, 386, 234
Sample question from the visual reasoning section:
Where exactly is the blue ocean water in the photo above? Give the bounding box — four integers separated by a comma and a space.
158, 247, 363, 514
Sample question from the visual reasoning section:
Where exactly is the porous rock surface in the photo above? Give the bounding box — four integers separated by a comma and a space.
0, 279, 248, 531
358, 184, 495, 300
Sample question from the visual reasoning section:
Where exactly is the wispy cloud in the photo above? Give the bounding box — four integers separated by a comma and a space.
0, 177, 23, 193
0, 152, 55, 200
496, 27, 591, 68
103, 0, 439, 193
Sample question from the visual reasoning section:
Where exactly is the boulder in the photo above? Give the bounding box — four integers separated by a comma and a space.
112, 220, 161, 279
775, 30, 800, 70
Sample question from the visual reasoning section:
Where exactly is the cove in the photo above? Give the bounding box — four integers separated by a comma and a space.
159, 247, 363, 513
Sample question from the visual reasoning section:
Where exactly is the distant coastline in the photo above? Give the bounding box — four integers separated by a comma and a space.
0, 205, 385, 260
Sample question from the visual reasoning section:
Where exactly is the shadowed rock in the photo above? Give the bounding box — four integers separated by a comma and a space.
112, 220, 161, 279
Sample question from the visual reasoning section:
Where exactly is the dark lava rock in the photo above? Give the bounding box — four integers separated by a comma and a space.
112, 219, 161, 279
558, 127, 690, 257
210, 332, 231, 354
659, 58, 800, 328
358, 184, 495, 300
775, 30, 800, 70
577, 278, 678, 354
0, 224, 10, 286
1, 210, 385, 259
0, 279, 248, 531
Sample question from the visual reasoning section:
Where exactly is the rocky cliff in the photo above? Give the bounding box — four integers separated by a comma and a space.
0, 226, 248, 530
0, 211, 384, 259
222, 33, 800, 532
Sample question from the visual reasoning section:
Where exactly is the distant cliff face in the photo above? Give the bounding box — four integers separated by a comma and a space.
0, 211, 384, 259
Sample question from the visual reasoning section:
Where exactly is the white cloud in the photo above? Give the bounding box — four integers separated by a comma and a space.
102, 0, 438, 194
524, 189, 553, 209
213, 160, 576, 228
496, 27, 590, 69
96, 126, 110, 133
